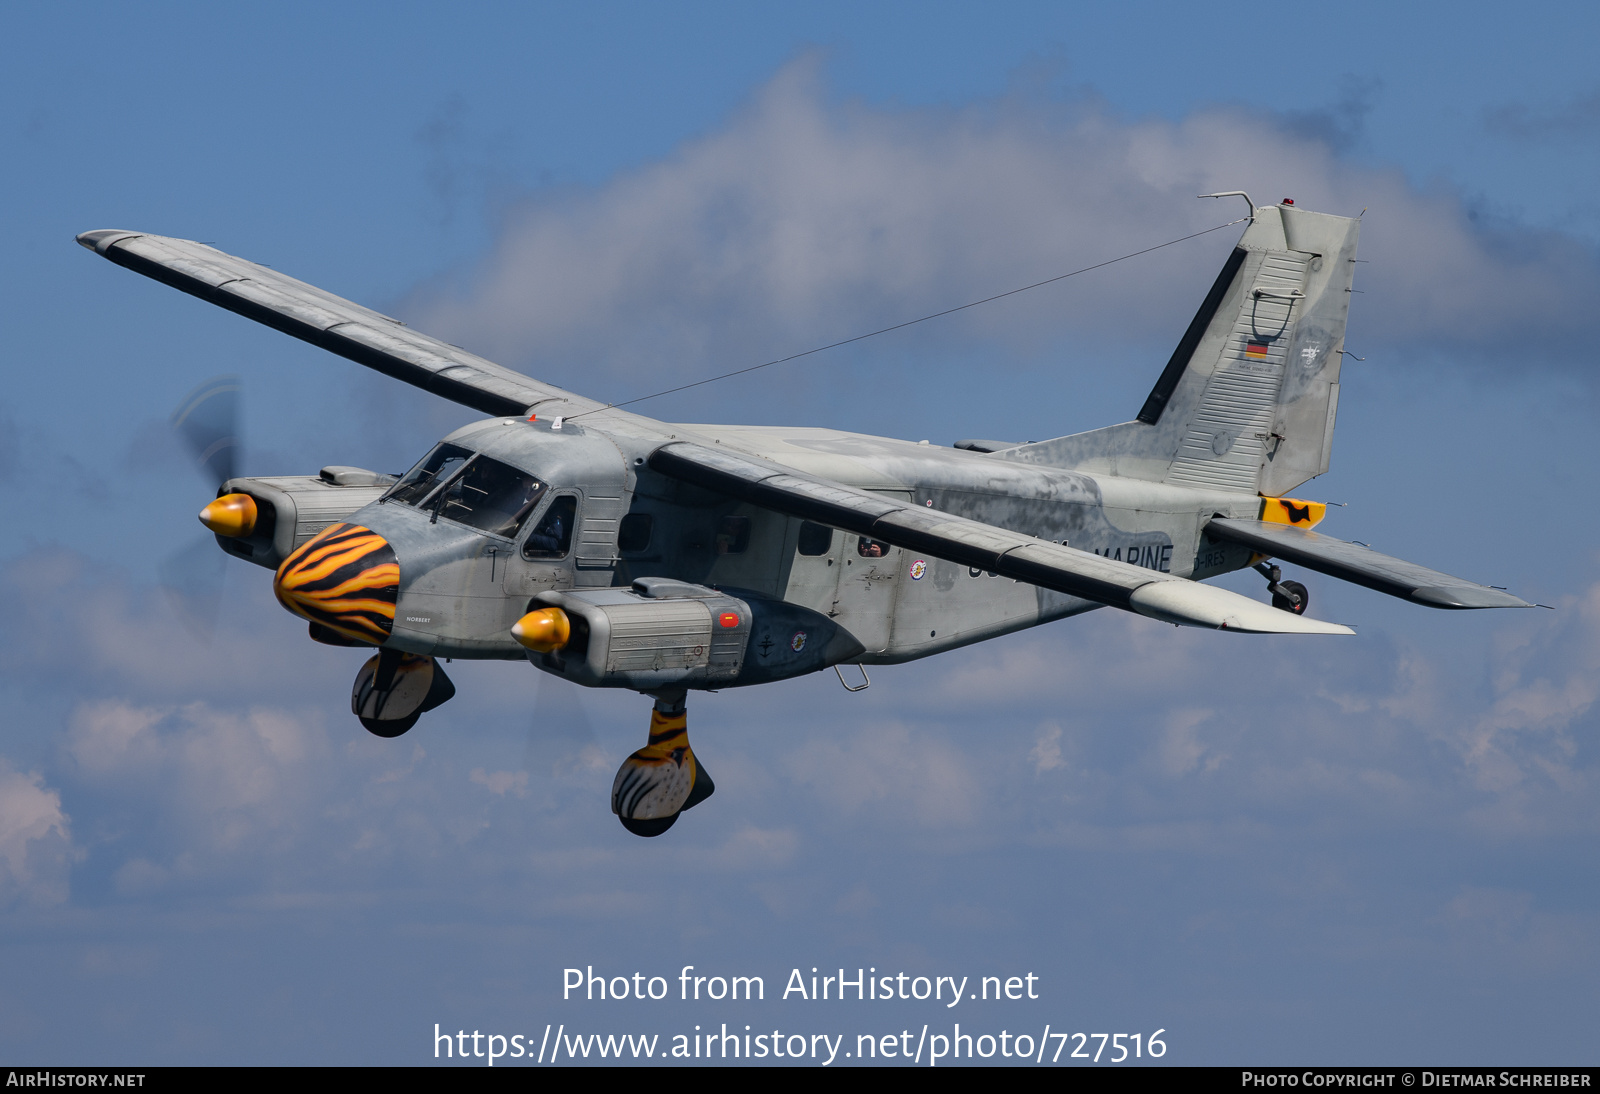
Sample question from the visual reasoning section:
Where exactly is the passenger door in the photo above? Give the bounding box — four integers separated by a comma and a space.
782, 496, 907, 655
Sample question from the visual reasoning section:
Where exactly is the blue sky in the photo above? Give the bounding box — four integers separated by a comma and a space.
3, 0, 1598, 1065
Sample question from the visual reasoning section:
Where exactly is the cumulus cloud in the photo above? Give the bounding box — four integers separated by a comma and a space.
67, 700, 324, 856
0, 761, 73, 907
0, 531, 1592, 917
783, 719, 980, 828
770, 578, 1600, 849
411, 56, 1600, 401
470, 767, 530, 798
0, 549, 352, 706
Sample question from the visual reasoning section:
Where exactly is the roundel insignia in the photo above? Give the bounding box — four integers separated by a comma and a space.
790, 631, 807, 652
909, 559, 927, 580
718, 612, 740, 628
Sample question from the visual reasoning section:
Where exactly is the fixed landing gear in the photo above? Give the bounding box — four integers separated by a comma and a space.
1254, 561, 1309, 616
611, 690, 715, 837
352, 649, 456, 737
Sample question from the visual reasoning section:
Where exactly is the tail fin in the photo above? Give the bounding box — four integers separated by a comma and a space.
1004, 202, 1360, 497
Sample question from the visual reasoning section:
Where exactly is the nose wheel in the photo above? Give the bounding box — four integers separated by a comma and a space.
352, 649, 456, 737
1254, 562, 1309, 615
611, 691, 715, 837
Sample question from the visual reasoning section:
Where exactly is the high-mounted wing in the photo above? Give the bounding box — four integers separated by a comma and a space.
1205, 518, 1531, 609
649, 443, 1351, 635
76, 230, 601, 421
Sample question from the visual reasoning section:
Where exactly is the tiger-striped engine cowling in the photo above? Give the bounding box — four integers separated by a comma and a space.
273, 523, 399, 645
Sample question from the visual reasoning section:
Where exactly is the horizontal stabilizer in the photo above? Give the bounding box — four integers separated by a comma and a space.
1205, 518, 1531, 609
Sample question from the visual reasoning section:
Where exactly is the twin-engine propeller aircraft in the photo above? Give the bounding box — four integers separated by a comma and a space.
79, 198, 1528, 836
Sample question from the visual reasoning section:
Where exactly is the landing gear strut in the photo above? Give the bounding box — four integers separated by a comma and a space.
352, 649, 456, 737
611, 690, 715, 837
1254, 562, 1309, 616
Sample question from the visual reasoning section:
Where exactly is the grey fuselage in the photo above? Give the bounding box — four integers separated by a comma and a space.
231, 414, 1265, 677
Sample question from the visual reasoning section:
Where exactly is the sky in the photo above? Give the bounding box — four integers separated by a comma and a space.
2, 0, 1599, 1066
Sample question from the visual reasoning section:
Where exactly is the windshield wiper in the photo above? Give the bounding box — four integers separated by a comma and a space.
421, 460, 475, 524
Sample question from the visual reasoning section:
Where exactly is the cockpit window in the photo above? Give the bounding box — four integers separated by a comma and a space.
386, 444, 549, 539
385, 443, 472, 507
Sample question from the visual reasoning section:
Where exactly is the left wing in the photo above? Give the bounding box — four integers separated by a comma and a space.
78, 229, 602, 421
649, 443, 1351, 635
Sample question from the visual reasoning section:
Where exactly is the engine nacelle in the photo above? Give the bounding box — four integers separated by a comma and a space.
530, 577, 864, 691
213, 467, 395, 570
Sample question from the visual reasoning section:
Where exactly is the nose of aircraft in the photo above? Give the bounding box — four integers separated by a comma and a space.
199, 493, 258, 537
273, 523, 399, 645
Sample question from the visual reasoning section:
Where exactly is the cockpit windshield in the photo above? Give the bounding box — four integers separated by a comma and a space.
384, 443, 549, 539
386, 443, 473, 506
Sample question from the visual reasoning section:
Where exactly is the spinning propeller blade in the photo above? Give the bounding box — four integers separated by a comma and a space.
170, 376, 240, 488
158, 532, 228, 640
160, 376, 244, 638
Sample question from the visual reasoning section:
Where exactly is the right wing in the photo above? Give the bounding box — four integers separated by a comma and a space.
649, 442, 1352, 635
77, 229, 602, 421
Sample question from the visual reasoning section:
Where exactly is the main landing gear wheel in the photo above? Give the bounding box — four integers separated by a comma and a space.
352, 649, 456, 737
1254, 562, 1309, 616
1272, 580, 1309, 616
611, 691, 715, 837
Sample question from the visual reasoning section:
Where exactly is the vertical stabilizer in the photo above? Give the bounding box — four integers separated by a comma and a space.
1003, 203, 1360, 497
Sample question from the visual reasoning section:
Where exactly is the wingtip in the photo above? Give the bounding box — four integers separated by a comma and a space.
75, 229, 141, 254
1410, 585, 1533, 610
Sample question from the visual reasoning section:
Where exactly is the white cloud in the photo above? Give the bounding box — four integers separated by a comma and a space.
470, 768, 530, 798
782, 719, 979, 828
0, 534, 1594, 924
1159, 708, 1221, 777
411, 56, 1600, 398
1029, 723, 1065, 773
0, 760, 73, 908
691, 824, 800, 871
67, 699, 329, 857
0, 549, 353, 706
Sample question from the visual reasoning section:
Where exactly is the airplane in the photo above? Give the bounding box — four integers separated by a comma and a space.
77, 195, 1529, 836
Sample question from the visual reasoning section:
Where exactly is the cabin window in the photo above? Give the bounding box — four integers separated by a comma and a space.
797, 521, 833, 556
716, 515, 751, 555
618, 513, 653, 553
857, 537, 890, 558
523, 495, 576, 559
